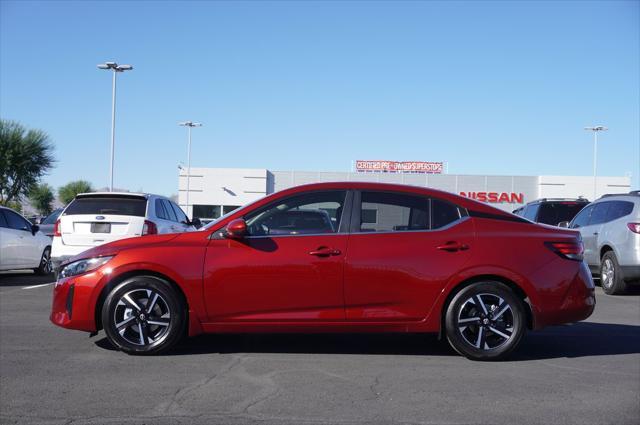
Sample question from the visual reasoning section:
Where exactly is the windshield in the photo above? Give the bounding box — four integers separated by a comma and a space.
537, 203, 587, 226
41, 208, 62, 224
64, 197, 147, 217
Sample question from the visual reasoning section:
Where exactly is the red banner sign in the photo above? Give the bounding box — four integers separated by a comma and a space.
355, 160, 443, 174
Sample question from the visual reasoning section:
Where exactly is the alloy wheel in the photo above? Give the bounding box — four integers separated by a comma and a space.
457, 293, 514, 350
113, 289, 172, 346
41, 249, 52, 274
601, 258, 614, 289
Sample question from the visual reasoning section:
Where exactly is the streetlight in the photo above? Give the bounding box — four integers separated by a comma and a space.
178, 121, 202, 218
97, 61, 133, 191
584, 125, 608, 200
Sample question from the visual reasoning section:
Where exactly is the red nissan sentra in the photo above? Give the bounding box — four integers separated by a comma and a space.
51, 182, 595, 360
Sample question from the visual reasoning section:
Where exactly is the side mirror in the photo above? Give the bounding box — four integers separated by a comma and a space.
190, 217, 202, 229
558, 221, 570, 228
224, 218, 247, 239
31, 224, 40, 235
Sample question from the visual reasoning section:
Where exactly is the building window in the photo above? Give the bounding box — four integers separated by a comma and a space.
223, 205, 241, 215
361, 209, 378, 224
193, 205, 222, 219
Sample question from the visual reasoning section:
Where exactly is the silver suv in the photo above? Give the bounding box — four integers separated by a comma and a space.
561, 191, 640, 294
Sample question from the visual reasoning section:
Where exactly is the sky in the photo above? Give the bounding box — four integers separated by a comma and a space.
1, 0, 639, 197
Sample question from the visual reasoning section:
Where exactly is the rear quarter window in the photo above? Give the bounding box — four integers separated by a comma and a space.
64, 197, 147, 217
605, 201, 634, 222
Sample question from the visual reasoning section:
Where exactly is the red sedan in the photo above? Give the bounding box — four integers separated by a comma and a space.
51, 182, 595, 360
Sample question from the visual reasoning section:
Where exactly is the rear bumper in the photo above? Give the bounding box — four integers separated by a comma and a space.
621, 265, 640, 282
534, 261, 595, 328
51, 240, 92, 270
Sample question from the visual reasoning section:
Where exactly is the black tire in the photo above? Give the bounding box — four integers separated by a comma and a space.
445, 281, 526, 361
101, 276, 186, 355
600, 251, 628, 295
33, 247, 52, 276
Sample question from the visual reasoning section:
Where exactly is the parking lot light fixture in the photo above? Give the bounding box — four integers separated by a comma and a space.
97, 61, 133, 192
584, 126, 608, 200
178, 121, 203, 218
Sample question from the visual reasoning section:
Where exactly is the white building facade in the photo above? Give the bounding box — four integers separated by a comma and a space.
178, 167, 632, 219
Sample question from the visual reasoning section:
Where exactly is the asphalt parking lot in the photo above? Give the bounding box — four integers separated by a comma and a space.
0, 272, 638, 425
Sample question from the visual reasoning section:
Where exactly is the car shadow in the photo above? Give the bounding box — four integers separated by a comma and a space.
94, 321, 640, 361
0, 271, 55, 287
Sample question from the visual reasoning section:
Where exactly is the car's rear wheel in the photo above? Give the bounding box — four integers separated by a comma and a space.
445, 282, 526, 361
600, 251, 628, 295
34, 247, 52, 275
102, 276, 185, 355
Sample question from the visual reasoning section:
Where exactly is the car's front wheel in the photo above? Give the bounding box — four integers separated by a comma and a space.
102, 276, 186, 355
445, 282, 526, 361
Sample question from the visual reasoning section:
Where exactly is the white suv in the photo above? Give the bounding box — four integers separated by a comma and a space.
51, 192, 196, 269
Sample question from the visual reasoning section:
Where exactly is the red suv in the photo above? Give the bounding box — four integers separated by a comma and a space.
51, 183, 595, 360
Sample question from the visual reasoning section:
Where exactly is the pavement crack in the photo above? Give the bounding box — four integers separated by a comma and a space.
153, 354, 244, 416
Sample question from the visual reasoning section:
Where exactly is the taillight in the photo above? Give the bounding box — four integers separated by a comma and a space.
53, 219, 61, 237
142, 220, 158, 236
545, 241, 584, 261
627, 223, 640, 234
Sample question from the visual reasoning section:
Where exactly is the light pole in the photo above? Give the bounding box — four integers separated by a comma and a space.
97, 62, 133, 192
179, 121, 202, 218
584, 125, 608, 200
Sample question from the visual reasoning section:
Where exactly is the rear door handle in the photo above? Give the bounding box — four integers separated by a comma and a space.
309, 247, 342, 257
436, 242, 469, 252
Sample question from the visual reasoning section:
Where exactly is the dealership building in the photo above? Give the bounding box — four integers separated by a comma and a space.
178, 163, 632, 220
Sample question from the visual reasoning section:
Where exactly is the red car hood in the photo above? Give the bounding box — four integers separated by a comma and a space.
63, 234, 181, 265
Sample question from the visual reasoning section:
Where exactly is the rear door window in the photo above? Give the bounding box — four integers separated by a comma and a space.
64, 197, 147, 217
588, 202, 610, 226
431, 198, 461, 229
359, 191, 430, 232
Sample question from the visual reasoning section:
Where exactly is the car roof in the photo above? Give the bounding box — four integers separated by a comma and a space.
74, 192, 167, 200
524, 198, 589, 205
593, 193, 640, 203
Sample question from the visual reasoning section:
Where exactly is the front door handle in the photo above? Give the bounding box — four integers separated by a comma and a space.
309, 247, 342, 257
436, 241, 469, 252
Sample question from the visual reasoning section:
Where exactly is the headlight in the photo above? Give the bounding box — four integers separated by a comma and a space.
59, 256, 114, 279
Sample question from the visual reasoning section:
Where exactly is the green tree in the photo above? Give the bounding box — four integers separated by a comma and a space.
28, 183, 55, 215
58, 180, 93, 205
0, 120, 55, 204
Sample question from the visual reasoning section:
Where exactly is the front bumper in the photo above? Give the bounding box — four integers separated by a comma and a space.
50, 270, 108, 332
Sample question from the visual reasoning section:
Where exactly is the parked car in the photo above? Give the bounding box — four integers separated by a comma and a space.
513, 198, 589, 226
560, 191, 640, 295
51, 182, 595, 360
0, 206, 53, 274
38, 208, 63, 238
51, 192, 198, 270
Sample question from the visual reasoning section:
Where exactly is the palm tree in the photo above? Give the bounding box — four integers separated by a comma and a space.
0, 119, 55, 204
